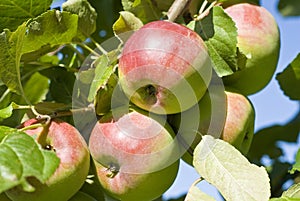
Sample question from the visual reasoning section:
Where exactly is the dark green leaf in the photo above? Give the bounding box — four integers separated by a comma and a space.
62, 0, 97, 40
276, 53, 300, 100
22, 10, 79, 54
278, 0, 300, 16
0, 24, 27, 95
192, 6, 238, 77
0, 0, 52, 31
290, 149, 300, 174
248, 119, 300, 162
40, 67, 75, 104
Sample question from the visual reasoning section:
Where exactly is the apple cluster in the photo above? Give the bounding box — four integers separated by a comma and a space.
85, 3, 280, 201
4, 3, 279, 201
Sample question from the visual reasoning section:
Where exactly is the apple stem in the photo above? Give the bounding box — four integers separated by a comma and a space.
195, 0, 220, 21
166, 0, 192, 22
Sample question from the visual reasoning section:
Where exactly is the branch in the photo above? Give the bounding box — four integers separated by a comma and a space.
166, 0, 192, 22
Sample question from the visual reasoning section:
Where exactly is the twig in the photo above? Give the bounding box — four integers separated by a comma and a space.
166, 0, 193, 22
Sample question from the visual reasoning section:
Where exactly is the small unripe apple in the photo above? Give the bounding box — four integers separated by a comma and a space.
169, 89, 254, 165
6, 119, 90, 201
222, 3, 280, 95
89, 108, 179, 201
118, 20, 212, 114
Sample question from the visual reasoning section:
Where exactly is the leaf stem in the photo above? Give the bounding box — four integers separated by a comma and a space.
195, 1, 219, 21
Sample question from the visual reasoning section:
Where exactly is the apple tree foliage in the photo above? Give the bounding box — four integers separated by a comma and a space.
0, 0, 299, 200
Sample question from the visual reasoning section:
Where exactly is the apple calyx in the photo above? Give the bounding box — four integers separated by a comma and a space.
105, 163, 119, 178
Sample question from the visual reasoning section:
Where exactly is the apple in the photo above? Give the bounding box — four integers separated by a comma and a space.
68, 191, 97, 201
118, 20, 212, 114
88, 108, 180, 201
222, 3, 280, 95
169, 89, 254, 166
6, 119, 90, 201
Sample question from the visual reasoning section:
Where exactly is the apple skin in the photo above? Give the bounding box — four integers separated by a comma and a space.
169, 89, 254, 166
6, 119, 90, 201
222, 3, 280, 95
89, 108, 180, 201
118, 20, 212, 114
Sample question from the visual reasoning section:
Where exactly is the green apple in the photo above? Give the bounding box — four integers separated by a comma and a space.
169, 89, 254, 166
6, 119, 90, 201
222, 3, 280, 95
68, 191, 97, 201
88, 108, 180, 201
118, 20, 212, 114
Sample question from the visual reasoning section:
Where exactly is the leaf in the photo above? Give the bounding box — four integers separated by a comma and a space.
0, 127, 60, 193
0, 0, 52, 31
121, 0, 162, 23
248, 114, 300, 162
62, 0, 97, 40
40, 67, 76, 104
192, 6, 239, 77
113, 11, 143, 36
22, 10, 79, 54
23, 72, 49, 104
276, 53, 300, 100
87, 53, 118, 102
277, 0, 300, 16
0, 102, 19, 120
290, 149, 300, 174
193, 135, 271, 201
0, 24, 27, 95
185, 184, 216, 201
270, 183, 300, 201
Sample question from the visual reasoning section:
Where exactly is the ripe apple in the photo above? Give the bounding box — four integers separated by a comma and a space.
68, 191, 97, 201
169, 89, 255, 166
88, 108, 180, 201
118, 20, 212, 114
222, 3, 280, 95
6, 119, 90, 201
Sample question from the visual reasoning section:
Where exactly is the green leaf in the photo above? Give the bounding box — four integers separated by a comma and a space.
276, 53, 300, 100
0, 24, 27, 95
278, 0, 300, 16
193, 135, 271, 201
192, 6, 239, 77
40, 67, 75, 104
62, 0, 97, 40
0, 0, 52, 31
22, 10, 79, 54
121, 0, 162, 23
87, 52, 119, 102
248, 115, 300, 162
0, 128, 60, 193
23, 72, 49, 104
113, 11, 143, 36
290, 149, 300, 174
270, 183, 300, 201
282, 183, 300, 198
185, 184, 216, 201
0, 102, 19, 120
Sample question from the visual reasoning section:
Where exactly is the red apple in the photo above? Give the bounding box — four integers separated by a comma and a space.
222, 3, 280, 95
89, 108, 180, 200
118, 20, 212, 114
169, 89, 254, 166
6, 119, 90, 201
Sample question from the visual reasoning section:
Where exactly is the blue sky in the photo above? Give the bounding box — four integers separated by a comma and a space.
164, 0, 300, 199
